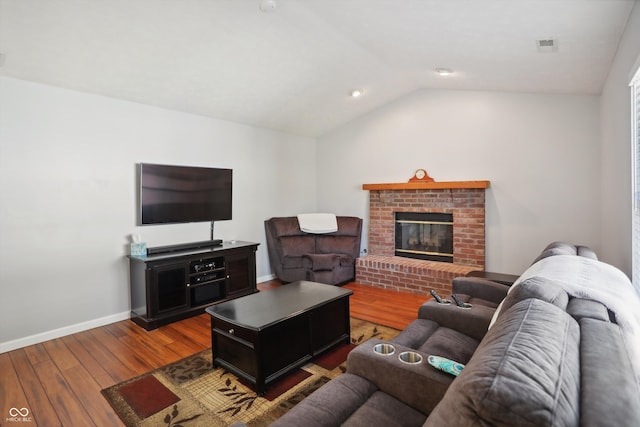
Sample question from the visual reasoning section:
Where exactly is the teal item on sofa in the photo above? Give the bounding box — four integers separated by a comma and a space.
427, 355, 464, 377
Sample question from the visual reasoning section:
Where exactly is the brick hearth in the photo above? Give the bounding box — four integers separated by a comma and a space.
356, 181, 489, 295
356, 255, 477, 295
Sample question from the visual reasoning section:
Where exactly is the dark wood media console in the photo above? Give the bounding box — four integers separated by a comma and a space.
128, 240, 259, 330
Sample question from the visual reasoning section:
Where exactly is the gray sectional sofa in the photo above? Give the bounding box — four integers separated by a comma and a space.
270, 242, 640, 427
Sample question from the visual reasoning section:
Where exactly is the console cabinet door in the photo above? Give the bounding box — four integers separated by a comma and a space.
225, 251, 256, 298
149, 262, 189, 315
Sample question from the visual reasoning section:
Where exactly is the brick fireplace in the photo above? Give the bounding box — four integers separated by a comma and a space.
356, 181, 489, 296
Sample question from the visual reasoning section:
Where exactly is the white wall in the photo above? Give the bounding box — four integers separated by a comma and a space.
317, 89, 601, 275
0, 76, 316, 350
3, 2, 638, 350
599, 1, 640, 276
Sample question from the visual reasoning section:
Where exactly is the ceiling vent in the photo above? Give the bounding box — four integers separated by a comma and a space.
536, 39, 558, 53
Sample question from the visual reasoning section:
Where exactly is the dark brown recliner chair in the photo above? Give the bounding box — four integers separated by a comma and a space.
264, 216, 362, 285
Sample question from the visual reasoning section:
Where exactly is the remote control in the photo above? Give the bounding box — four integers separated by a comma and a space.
451, 294, 472, 308
430, 290, 450, 304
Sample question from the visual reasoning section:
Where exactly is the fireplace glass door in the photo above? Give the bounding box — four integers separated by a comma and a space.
395, 212, 453, 262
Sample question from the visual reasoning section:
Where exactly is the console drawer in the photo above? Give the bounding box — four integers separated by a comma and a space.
211, 318, 256, 344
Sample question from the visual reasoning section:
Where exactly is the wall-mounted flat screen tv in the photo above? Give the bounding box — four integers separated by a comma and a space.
139, 163, 232, 225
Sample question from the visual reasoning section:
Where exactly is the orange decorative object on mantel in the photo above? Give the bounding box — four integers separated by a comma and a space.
409, 168, 435, 183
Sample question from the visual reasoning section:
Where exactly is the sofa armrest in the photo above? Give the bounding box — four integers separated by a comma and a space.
452, 277, 509, 304
346, 339, 455, 415
418, 300, 495, 341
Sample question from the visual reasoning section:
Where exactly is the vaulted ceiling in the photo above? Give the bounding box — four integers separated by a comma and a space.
0, 0, 635, 137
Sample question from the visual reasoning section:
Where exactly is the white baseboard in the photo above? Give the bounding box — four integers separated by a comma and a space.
2, 277, 278, 354
257, 273, 276, 283
0, 311, 131, 354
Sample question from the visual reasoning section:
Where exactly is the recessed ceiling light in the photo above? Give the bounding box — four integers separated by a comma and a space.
435, 68, 453, 76
259, 0, 277, 12
350, 89, 363, 98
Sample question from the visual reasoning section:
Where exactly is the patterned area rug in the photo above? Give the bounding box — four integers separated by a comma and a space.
102, 318, 400, 427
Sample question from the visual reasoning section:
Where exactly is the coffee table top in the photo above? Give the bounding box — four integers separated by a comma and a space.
205, 281, 352, 330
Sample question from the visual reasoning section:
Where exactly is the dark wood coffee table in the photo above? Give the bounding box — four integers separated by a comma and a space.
205, 280, 353, 395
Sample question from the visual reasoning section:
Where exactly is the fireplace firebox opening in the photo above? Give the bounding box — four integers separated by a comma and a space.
394, 212, 454, 262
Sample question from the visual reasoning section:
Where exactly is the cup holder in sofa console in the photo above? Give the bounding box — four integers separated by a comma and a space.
399, 351, 423, 365
451, 294, 472, 309
373, 343, 396, 356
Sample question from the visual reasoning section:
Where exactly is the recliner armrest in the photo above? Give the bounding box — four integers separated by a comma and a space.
418, 300, 495, 341
452, 277, 509, 304
347, 339, 454, 415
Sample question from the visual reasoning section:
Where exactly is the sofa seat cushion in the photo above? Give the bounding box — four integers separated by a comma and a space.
270, 373, 377, 427
393, 319, 479, 365
416, 326, 479, 365
391, 318, 439, 348
342, 391, 427, 427
418, 301, 496, 342
452, 276, 510, 304
426, 298, 581, 427
302, 253, 340, 271
281, 255, 305, 269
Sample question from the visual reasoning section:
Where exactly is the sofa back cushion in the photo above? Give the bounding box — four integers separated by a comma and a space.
579, 318, 640, 427
488, 277, 570, 329
532, 241, 598, 264
316, 217, 362, 257
280, 236, 315, 258
500, 277, 569, 314
317, 236, 358, 256
566, 298, 610, 322
426, 298, 580, 427
334, 216, 362, 236
267, 216, 305, 238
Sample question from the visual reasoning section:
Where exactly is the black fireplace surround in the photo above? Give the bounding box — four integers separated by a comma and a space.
394, 212, 453, 262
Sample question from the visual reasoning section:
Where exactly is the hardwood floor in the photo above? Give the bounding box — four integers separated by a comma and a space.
0, 281, 429, 427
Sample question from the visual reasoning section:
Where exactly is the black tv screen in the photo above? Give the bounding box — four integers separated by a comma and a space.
139, 163, 232, 225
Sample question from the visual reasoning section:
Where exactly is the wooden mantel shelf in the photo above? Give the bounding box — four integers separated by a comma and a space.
362, 181, 490, 191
